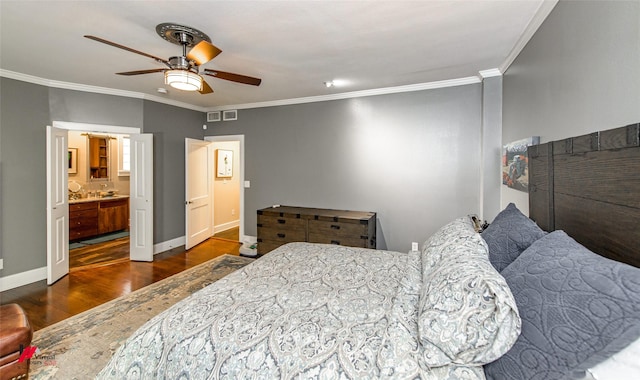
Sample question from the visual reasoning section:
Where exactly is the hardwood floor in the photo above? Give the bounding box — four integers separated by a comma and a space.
69, 235, 130, 269
0, 228, 241, 331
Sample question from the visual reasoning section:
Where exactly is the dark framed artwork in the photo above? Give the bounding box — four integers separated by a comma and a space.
68, 148, 78, 174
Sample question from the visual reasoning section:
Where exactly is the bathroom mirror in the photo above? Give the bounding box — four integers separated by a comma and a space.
88, 135, 109, 179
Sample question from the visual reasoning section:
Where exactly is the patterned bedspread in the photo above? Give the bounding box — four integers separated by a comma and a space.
98, 243, 486, 379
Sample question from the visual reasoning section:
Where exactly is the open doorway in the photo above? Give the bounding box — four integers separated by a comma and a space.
205, 135, 246, 243
67, 130, 131, 269
47, 121, 153, 285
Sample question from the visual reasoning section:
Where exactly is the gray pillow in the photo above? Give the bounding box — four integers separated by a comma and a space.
484, 230, 640, 380
481, 203, 545, 272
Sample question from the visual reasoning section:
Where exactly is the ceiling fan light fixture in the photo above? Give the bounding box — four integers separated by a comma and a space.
164, 69, 203, 91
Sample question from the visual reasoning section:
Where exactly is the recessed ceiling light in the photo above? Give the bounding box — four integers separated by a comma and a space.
324, 79, 350, 88
331, 79, 349, 87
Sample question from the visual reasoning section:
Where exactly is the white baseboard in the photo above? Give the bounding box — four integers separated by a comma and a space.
0, 236, 188, 291
153, 236, 186, 255
213, 220, 240, 234
0, 266, 47, 292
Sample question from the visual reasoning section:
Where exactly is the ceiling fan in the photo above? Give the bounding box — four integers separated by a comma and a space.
84, 23, 262, 94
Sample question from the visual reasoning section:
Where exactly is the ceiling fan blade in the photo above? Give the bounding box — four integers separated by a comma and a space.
84, 35, 170, 67
203, 69, 262, 86
116, 68, 166, 76
199, 78, 214, 94
187, 41, 222, 66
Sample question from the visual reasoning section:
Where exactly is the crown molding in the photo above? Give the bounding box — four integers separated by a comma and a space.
499, 0, 559, 74
205, 76, 482, 111
2, 69, 484, 113
478, 69, 502, 79
0, 69, 207, 112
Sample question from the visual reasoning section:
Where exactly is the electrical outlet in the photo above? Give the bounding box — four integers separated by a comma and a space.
411, 242, 419, 252
231, 209, 235, 216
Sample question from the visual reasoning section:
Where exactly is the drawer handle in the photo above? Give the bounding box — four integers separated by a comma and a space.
330, 224, 340, 230
277, 219, 286, 224
277, 233, 286, 238
330, 240, 340, 245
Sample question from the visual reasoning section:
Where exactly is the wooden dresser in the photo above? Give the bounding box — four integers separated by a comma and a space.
257, 206, 376, 255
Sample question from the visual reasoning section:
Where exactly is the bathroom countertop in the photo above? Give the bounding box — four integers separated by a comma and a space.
69, 195, 130, 204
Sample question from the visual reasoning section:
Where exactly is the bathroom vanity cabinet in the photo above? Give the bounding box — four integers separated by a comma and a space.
69, 197, 129, 241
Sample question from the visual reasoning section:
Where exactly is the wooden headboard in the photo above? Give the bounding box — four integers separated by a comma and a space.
528, 123, 640, 268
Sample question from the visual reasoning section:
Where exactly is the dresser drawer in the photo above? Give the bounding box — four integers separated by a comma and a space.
257, 227, 306, 243
257, 215, 306, 230
69, 217, 98, 241
70, 201, 98, 213
70, 227, 98, 241
307, 233, 370, 248
308, 219, 368, 238
70, 216, 98, 228
70, 209, 98, 219
256, 240, 284, 255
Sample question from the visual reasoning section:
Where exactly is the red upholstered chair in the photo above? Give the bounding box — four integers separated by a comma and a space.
0, 304, 33, 380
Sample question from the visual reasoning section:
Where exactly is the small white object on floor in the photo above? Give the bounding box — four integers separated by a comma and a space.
239, 241, 258, 257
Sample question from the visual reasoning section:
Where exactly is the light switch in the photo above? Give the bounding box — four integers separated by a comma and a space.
244, 180, 251, 188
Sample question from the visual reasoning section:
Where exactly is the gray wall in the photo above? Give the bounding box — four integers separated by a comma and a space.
0, 79, 51, 275
0, 77, 204, 277
49, 88, 143, 128
207, 84, 484, 252
142, 100, 205, 242
502, 0, 640, 212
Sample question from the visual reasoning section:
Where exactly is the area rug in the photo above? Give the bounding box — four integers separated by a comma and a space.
69, 231, 130, 249
29, 254, 255, 379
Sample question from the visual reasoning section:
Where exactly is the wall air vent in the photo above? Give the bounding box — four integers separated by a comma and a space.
207, 111, 221, 122
223, 110, 238, 121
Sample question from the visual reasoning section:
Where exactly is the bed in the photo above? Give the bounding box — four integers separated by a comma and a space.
98, 123, 640, 379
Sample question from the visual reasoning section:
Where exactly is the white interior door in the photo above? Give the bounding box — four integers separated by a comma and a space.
185, 138, 213, 250
46, 126, 69, 284
129, 133, 154, 261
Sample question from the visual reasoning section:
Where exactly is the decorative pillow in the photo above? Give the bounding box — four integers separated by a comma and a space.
481, 203, 545, 272
484, 231, 640, 380
418, 217, 521, 367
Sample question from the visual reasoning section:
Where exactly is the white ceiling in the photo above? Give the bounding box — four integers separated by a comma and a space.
0, 1, 553, 110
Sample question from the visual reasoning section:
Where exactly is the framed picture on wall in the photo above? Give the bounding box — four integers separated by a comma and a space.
502, 136, 539, 192
216, 149, 233, 178
68, 148, 78, 174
